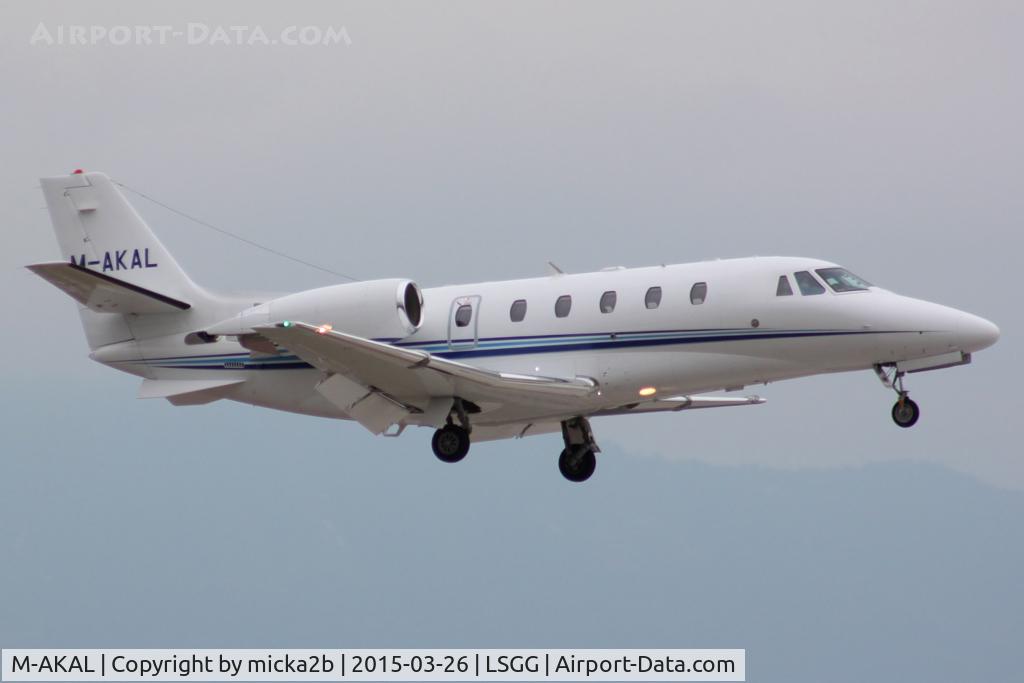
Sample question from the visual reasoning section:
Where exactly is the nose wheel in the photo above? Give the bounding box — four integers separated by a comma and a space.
891, 396, 920, 428
875, 365, 922, 428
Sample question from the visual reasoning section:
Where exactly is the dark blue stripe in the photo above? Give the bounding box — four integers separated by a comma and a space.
151, 362, 312, 370
147, 327, 875, 363
433, 329, 884, 359
145, 352, 247, 361
146, 329, 897, 369
394, 327, 739, 348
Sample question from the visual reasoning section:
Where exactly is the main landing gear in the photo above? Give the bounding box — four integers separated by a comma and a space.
874, 365, 921, 428
429, 399, 602, 483
559, 416, 600, 483
431, 424, 470, 463
431, 398, 472, 463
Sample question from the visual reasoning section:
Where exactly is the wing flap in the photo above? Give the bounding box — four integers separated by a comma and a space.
315, 373, 417, 434
594, 394, 766, 417
469, 420, 563, 442
27, 261, 190, 314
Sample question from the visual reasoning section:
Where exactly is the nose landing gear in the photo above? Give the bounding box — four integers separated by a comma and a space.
891, 396, 920, 428
874, 365, 922, 428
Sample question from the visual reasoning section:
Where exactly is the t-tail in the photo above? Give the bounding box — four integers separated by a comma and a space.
28, 170, 217, 350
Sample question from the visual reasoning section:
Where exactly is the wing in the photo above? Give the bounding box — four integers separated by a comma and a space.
255, 322, 598, 434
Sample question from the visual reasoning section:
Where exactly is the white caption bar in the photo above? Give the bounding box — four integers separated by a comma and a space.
2, 650, 744, 682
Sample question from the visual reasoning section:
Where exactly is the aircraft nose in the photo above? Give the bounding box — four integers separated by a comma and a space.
957, 312, 1000, 353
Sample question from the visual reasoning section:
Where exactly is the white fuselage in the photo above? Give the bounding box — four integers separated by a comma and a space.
92, 256, 999, 429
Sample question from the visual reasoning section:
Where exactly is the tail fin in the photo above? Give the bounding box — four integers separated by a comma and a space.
39, 171, 200, 303
34, 171, 208, 350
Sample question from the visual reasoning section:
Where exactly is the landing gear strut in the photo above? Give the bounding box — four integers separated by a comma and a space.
431, 398, 472, 463
558, 416, 600, 483
875, 365, 921, 429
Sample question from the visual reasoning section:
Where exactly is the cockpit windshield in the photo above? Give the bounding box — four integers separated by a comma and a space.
815, 267, 873, 293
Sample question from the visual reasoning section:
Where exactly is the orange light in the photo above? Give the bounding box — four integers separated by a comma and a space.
638, 386, 657, 397
316, 324, 333, 335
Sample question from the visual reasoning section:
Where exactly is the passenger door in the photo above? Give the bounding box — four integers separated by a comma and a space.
447, 295, 481, 351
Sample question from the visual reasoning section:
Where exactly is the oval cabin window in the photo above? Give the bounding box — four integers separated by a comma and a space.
690, 282, 707, 305
555, 295, 572, 318
454, 304, 473, 327
509, 299, 527, 322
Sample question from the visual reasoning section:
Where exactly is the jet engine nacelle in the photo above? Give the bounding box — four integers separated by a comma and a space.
204, 279, 423, 341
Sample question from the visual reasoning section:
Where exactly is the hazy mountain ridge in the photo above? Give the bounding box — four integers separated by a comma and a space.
2, 388, 1020, 682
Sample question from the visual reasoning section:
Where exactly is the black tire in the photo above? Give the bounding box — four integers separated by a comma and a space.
892, 397, 921, 428
558, 446, 597, 483
432, 425, 470, 463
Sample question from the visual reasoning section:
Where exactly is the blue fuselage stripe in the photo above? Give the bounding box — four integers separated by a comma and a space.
135, 328, 893, 370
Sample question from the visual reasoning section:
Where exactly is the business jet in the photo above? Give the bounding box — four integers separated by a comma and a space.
29, 171, 1000, 482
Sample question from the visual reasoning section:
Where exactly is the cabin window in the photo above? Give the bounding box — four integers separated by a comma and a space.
454, 304, 473, 327
509, 299, 527, 322
555, 295, 572, 318
645, 286, 662, 309
690, 282, 707, 305
794, 270, 826, 296
816, 267, 872, 293
776, 275, 793, 296
599, 291, 617, 313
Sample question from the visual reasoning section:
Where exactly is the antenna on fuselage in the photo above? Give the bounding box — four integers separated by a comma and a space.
546, 261, 565, 276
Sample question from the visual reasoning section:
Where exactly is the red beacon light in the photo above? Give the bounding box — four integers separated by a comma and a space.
71, 169, 84, 174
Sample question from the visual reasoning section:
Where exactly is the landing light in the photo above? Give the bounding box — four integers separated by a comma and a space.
281, 321, 293, 328
316, 324, 333, 335
638, 387, 657, 397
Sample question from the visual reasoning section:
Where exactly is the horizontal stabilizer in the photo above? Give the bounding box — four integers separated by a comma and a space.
138, 378, 244, 406
27, 261, 190, 314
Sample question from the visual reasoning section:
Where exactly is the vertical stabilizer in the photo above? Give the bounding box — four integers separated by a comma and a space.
35, 171, 211, 350
40, 171, 199, 305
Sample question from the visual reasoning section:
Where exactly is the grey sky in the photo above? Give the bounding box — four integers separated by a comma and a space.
1, 2, 1021, 681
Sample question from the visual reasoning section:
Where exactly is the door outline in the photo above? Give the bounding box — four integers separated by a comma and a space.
447, 295, 481, 350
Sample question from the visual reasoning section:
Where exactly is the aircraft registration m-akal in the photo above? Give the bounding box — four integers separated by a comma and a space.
29, 171, 1000, 482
